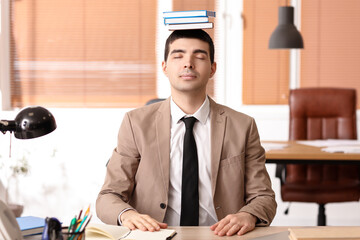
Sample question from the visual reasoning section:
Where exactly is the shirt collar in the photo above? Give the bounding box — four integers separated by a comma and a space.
170, 96, 210, 125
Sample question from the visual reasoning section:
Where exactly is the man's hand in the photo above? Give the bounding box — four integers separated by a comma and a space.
120, 210, 168, 231
210, 212, 257, 236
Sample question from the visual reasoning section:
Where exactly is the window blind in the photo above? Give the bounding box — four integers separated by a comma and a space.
242, 0, 290, 105
300, 0, 360, 108
10, 0, 157, 108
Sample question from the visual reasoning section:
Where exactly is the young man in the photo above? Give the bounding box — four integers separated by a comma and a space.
96, 29, 276, 236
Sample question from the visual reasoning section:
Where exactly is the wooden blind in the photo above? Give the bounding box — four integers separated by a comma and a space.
10, 0, 157, 108
300, 0, 360, 108
173, 0, 216, 98
243, 0, 290, 105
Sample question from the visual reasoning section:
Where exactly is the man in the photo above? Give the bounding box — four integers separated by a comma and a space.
96, 29, 276, 236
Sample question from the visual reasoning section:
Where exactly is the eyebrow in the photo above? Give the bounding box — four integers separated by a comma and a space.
170, 49, 209, 56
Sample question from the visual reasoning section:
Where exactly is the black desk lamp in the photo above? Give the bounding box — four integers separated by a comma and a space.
0, 106, 56, 240
0, 106, 56, 139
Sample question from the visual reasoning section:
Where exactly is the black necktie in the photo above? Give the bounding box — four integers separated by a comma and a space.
180, 117, 199, 226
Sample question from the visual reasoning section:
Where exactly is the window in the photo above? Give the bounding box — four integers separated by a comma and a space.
242, 0, 289, 105
243, 0, 360, 108
10, 0, 157, 108
300, 0, 360, 108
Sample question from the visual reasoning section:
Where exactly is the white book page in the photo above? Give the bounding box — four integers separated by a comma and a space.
86, 223, 130, 240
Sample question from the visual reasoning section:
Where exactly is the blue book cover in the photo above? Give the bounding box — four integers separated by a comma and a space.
163, 10, 216, 19
16, 216, 45, 236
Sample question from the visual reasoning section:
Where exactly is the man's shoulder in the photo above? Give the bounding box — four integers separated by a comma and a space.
210, 99, 253, 121
126, 98, 170, 120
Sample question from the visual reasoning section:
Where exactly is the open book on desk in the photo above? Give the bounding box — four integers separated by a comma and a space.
85, 223, 177, 240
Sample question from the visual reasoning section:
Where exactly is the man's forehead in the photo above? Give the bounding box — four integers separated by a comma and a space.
169, 38, 210, 53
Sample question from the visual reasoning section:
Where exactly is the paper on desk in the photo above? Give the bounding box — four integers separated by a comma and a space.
261, 142, 289, 151
322, 146, 360, 153
296, 139, 360, 153
296, 139, 360, 147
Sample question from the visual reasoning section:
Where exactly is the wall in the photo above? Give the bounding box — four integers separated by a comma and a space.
0, 106, 359, 226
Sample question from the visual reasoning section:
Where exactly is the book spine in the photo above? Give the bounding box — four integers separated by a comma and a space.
166, 22, 213, 31
163, 10, 215, 18
164, 17, 209, 25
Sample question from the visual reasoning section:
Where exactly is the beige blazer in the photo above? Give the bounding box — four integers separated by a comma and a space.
96, 98, 276, 226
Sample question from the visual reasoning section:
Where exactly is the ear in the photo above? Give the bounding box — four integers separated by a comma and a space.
162, 61, 168, 76
210, 62, 217, 78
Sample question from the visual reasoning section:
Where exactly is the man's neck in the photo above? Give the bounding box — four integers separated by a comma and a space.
171, 92, 207, 115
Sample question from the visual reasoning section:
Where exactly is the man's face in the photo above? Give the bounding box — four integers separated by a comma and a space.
162, 38, 216, 95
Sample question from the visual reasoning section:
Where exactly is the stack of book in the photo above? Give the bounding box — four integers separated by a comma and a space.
163, 10, 216, 31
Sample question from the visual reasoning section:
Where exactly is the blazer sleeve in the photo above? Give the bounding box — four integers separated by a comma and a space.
238, 118, 277, 226
96, 112, 140, 225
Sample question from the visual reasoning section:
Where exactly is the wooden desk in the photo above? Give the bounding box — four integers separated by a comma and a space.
264, 141, 360, 164
24, 226, 360, 239
168, 226, 289, 239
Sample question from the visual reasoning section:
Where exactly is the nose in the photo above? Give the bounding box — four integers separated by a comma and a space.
184, 56, 194, 69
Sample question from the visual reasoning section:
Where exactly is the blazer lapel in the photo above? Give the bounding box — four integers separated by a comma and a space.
155, 98, 171, 193
209, 98, 226, 198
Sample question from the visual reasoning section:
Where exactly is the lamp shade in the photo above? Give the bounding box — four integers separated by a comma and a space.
11, 106, 57, 139
269, 6, 304, 49
13, 106, 57, 139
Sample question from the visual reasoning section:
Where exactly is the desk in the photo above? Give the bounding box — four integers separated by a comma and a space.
24, 226, 360, 239
264, 141, 360, 164
168, 226, 289, 239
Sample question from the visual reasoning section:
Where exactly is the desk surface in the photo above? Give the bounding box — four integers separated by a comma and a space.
264, 141, 360, 164
168, 226, 289, 239
24, 226, 360, 240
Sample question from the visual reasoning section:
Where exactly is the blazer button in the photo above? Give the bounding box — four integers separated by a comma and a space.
160, 203, 166, 209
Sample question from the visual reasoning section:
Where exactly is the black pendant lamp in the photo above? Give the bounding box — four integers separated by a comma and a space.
269, 6, 304, 49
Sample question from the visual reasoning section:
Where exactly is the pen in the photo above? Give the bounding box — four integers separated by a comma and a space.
68, 216, 77, 233
77, 209, 83, 221
75, 215, 88, 233
69, 216, 87, 240
84, 205, 91, 217
79, 214, 92, 233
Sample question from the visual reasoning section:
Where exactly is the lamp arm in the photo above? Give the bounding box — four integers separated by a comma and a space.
0, 120, 16, 134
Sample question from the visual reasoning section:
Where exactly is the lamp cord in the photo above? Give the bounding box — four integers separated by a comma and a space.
9, 132, 12, 158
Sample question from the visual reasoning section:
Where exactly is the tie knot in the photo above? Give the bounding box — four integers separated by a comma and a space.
182, 116, 197, 129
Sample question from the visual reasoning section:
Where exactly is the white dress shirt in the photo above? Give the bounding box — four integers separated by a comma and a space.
164, 96, 218, 226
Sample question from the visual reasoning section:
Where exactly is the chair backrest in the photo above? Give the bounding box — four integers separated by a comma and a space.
285, 88, 359, 190
289, 88, 357, 140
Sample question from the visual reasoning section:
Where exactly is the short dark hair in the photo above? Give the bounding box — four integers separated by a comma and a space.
164, 29, 215, 64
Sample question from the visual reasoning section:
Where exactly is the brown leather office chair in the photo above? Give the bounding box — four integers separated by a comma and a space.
276, 88, 360, 226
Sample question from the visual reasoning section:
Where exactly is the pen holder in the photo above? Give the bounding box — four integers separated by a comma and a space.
62, 228, 85, 240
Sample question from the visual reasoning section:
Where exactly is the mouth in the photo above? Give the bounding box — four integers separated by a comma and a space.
180, 74, 197, 80
179, 71, 198, 80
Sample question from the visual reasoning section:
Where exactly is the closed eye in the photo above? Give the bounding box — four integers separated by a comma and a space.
195, 53, 207, 60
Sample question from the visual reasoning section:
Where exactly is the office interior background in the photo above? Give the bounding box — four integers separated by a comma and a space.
0, 0, 359, 226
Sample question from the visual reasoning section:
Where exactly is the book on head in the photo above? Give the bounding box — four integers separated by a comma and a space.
163, 10, 215, 18
16, 216, 45, 236
166, 22, 213, 31
85, 223, 177, 240
164, 16, 209, 25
